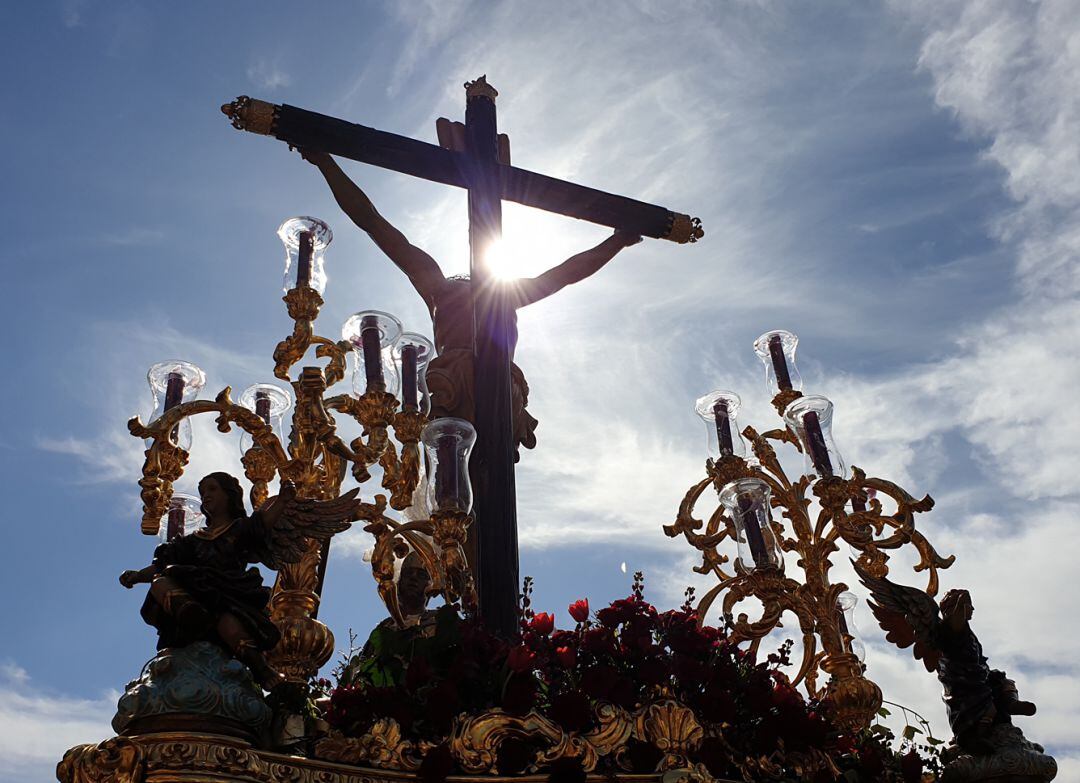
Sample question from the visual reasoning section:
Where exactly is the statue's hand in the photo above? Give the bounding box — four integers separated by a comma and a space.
612, 229, 643, 247
296, 146, 332, 168
119, 570, 141, 589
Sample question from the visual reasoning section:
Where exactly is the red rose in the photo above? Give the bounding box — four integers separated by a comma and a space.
568, 599, 590, 623
507, 644, 537, 672
900, 750, 924, 783
556, 646, 577, 668
530, 612, 555, 635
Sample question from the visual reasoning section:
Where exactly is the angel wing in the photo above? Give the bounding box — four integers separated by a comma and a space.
853, 560, 942, 673
259, 487, 360, 569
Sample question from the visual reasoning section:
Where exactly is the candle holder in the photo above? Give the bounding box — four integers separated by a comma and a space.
783, 394, 847, 481
145, 360, 206, 451
753, 329, 803, 414
667, 336, 954, 733
394, 332, 435, 414
695, 389, 747, 461
158, 492, 204, 542
278, 216, 331, 294
238, 383, 292, 507
342, 310, 402, 397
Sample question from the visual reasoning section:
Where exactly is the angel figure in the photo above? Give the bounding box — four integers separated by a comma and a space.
120, 472, 356, 691
854, 562, 1037, 755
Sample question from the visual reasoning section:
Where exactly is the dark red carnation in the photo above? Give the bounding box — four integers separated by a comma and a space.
507, 644, 537, 672
900, 749, 924, 783
556, 646, 577, 669
502, 672, 537, 715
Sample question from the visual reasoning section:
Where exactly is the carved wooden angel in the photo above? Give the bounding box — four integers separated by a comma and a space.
120, 472, 357, 690
854, 562, 1037, 754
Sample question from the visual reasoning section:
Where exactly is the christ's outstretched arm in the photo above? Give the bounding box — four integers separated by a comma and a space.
514, 230, 642, 308
299, 150, 446, 306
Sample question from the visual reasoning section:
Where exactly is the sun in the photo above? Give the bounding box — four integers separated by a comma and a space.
482, 203, 600, 281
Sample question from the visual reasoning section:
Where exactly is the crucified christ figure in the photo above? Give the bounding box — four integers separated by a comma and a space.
299, 150, 642, 459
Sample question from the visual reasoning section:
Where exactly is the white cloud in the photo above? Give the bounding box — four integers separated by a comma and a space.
247, 58, 292, 92
0, 663, 115, 783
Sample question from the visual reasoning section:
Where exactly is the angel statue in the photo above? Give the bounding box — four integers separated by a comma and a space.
855, 563, 1056, 780
120, 472, 357, 691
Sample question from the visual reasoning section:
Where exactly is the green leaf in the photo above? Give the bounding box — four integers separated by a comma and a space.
877, 707, 891, 718
926, 736, 944, 746
902, 725, 923, 740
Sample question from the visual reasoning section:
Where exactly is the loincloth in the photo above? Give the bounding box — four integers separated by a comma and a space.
426, 348, 538, 459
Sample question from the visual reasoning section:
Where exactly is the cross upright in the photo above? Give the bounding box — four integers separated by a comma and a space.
223, 77, 703, 637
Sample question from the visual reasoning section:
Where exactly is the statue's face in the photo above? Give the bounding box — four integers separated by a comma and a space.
397, 565, 431, 617
942, 589, 974, 621
199, 478, 228, 520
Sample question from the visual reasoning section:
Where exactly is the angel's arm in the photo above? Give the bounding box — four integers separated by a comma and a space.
514, 230, 642, 308
119, 563, 159, 588
300, 150, 446, 306
257, 481, 297, 532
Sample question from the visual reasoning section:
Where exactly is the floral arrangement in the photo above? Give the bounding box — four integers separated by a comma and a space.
315, 575, 938, 782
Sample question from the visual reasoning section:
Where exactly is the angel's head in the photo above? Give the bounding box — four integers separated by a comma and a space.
397, 551, 432, 618
198, 472, 247, 523
940, 588, 973, 622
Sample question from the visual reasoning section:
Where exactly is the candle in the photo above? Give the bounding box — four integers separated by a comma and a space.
255, 390, 271, 423
296, 230, 314, 288
360, 315, 384, 391
435, 436, 459, 511
802, 410, 835, 477
768, 334, 793, 392
713, 399, 734, 457
164, 372, 185, 412
738, 497, 772, 568
836, 599, 852, 652
167, 506, 185, 541
401, 343, 419, 410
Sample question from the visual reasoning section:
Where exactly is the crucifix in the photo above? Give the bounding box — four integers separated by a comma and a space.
223, 77, 703, 637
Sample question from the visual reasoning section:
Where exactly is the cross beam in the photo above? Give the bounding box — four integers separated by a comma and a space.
223, 80, 702, 637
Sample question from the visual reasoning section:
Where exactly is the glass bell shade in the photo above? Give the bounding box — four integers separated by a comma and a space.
146, 360, 206, 451
835, 590, 866, 662
394, 332, 436, 413
238, 382, 292, 454
342, 310, 403, 396
718, 477, 783, 571
278, 216, 332, 294
783, 394, 848, 480
421, 417, 476, 514
753, 329, 803, 398
694, 390, 747, 460
158, 492, 205, 542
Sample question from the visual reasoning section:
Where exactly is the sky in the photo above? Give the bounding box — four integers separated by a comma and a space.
1, 1, 1078, 781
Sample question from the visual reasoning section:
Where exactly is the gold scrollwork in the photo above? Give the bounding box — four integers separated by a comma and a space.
665, 213, 705, 244
221, 95, 279, 135
666, 422, 954, 731
57, 737, 144, 783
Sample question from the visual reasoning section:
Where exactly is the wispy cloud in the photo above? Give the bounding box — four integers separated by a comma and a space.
247, 58, 292, 92
0, 663, 115, 783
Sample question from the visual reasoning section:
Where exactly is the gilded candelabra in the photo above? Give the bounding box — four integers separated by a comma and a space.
666, 330, 955, 732
126, 216, 476, 683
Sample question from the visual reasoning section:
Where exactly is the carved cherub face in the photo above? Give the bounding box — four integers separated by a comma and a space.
940, 588, 974, 622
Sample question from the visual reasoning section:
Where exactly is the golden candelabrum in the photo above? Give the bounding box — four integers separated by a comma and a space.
126, 216, 476, 684
665, 330, 955, 733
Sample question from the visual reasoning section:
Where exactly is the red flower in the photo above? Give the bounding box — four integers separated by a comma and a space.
530, 612, 555, 635
556, 646, 576, 668
568, 599, 590, 623
900, 750, 924, 783
506, 644, 537, 672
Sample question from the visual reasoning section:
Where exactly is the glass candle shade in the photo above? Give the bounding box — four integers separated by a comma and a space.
394, 332, 436, 413
342, 310, 402, 396
753, 329, 803, 397
421, 417, 476, 514
146, 360, 206, 451
835, 591, 866, 662
783, 395, 848, 480
238, 383, 292, 453
718, 477, 783, 571
694, 390, 747, 460
158, 492, 205, 542
278, 216, 332, 294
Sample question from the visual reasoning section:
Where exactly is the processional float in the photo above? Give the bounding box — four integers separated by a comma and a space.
57, 79, 1055, 783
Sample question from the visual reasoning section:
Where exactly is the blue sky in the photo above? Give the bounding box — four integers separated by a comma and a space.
2, 2, 1079, 780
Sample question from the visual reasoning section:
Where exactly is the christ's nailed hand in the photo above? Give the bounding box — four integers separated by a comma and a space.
612, 230, 643, 247
297, 147, 332, 167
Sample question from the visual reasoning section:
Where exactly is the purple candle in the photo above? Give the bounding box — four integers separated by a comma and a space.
164, 372, 185, 412
802, 410, 835, 477
435, 436, 459, 511
768, 334, 794, 392
738, 497, 771, 568
713, 399, 734, 457
296, 230, 314, 288
401, 343, 419, 410
360, 315, 384, 391
167, 507, 185, 541
255, 390, 271, 423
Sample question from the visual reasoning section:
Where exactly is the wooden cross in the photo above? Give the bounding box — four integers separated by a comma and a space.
223, 77, 702, 636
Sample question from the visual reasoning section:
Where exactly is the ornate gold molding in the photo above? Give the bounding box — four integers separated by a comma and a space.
664, 213, 704, 244
221, 96, 279, 135
464, 76, 499, 101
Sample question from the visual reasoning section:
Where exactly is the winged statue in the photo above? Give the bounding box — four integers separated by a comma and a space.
119, 472, 358, 691
853, 561, 1039, 756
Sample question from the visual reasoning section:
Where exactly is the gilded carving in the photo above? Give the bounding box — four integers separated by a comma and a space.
57, 738, 144, 783
221, 95, 279, 135
664, 213, 705, 244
